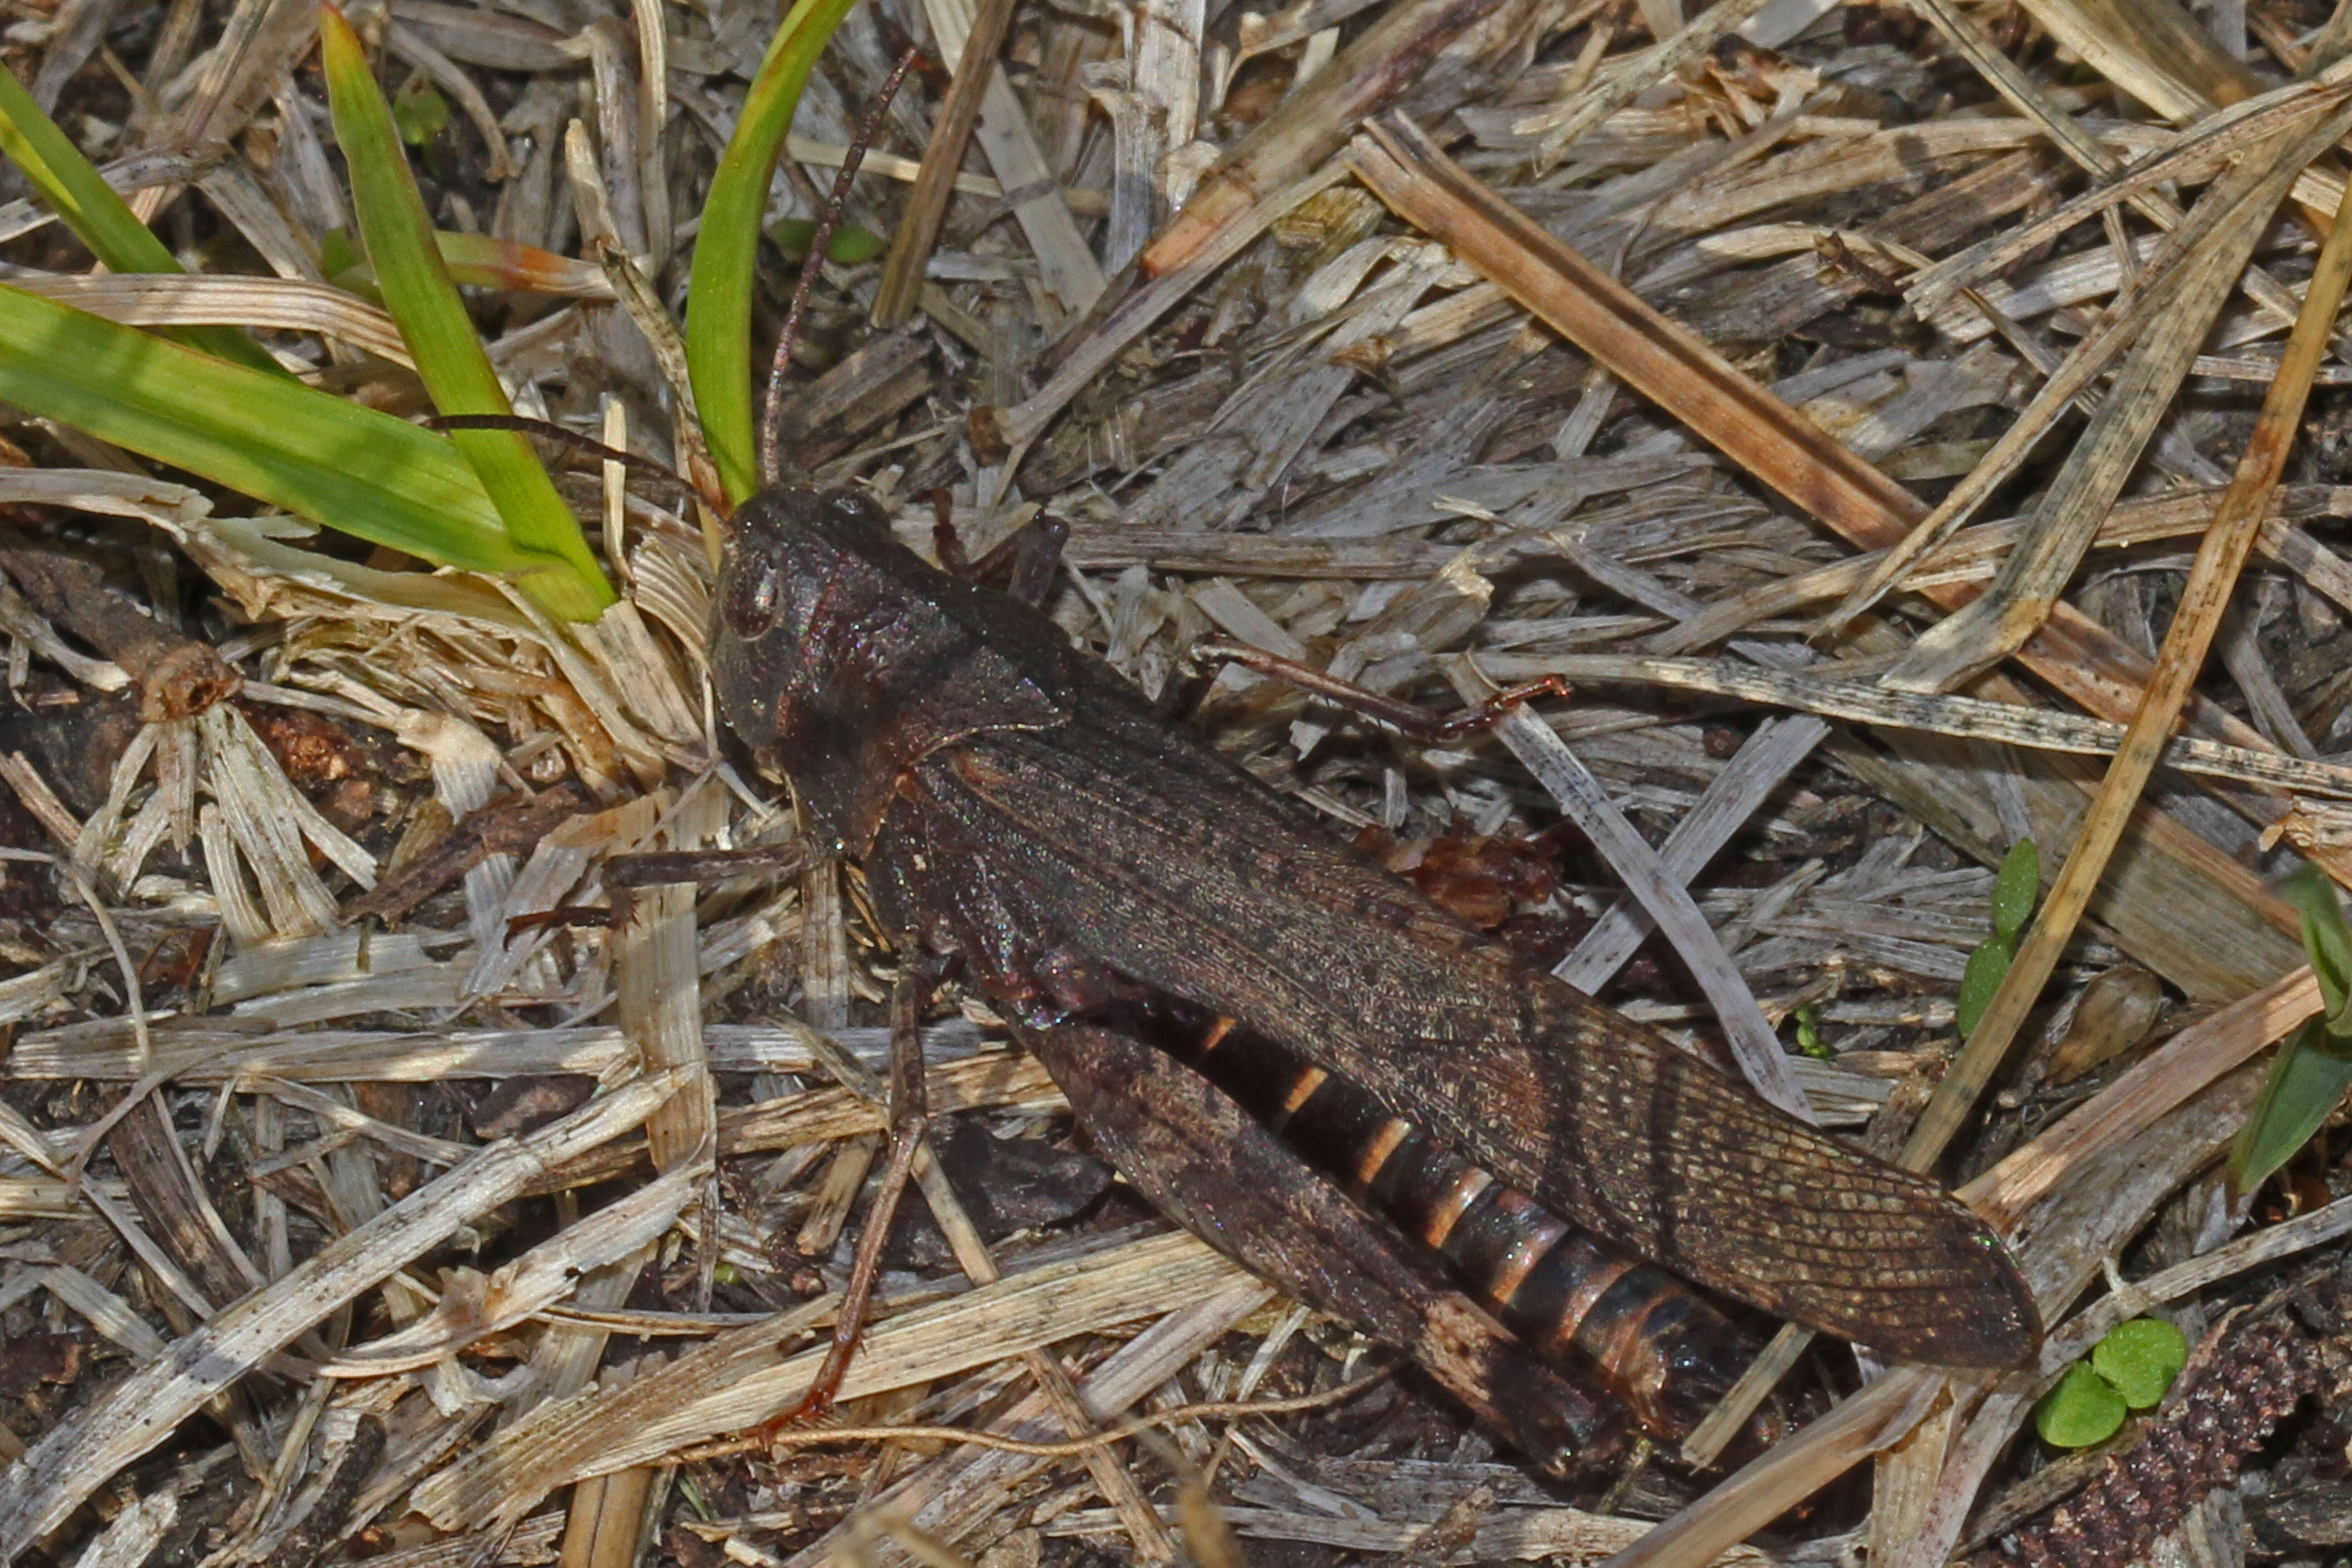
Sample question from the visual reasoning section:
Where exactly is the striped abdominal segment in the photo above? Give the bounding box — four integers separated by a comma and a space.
1165, 1012, 1771, 1444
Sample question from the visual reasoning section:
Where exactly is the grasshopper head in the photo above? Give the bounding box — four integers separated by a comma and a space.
710, 480, 1072, 855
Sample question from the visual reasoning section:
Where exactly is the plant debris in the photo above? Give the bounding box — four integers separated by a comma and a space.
10, 0, 2352, 1563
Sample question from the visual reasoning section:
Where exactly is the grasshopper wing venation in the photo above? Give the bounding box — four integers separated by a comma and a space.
1024, 1018, 1622, 1472
906, 669, 2039, 1370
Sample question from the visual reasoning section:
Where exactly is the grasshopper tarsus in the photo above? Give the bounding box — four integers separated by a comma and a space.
989, 517, 1068, 608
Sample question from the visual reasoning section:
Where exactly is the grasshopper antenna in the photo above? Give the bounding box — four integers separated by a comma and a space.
423, 414, 698, 501
758, 46, 921, 489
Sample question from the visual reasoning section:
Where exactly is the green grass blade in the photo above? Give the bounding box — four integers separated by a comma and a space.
320, 2, 612, 620
0, 62, 286, 377
2228, 1014, 2352, 1197
686, 0, 863, 503
2282, 863, 2352, 1030
0, 281, 564, 576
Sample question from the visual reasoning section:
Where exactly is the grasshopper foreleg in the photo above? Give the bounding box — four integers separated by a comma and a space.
931, 490, 1070, 608
767, 953, 936, 1431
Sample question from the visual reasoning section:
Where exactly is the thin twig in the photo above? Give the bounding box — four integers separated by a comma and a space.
674, 1372, 1392, 1464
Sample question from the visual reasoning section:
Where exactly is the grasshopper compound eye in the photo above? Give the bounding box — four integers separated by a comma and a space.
720, 562, 784, 639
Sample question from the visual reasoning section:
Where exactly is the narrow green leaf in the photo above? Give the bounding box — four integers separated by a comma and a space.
320, 2, 612, 621
1956, 933, 2014, 1039
685, 0, 864, 503
323, 228, 601, 298
0, 61, 285, 377
1991, 837, 2039, 940
2228, 1014, 2352, 1197
2034, 1360, 2126, 1449
2282, 864, 2352, 1032
0, 281, 560, 575
320, 226, 364, 281
2091, 1318, 2186, 1410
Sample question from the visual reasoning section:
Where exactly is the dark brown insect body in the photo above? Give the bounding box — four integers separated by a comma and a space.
711, 480, 2040, 1465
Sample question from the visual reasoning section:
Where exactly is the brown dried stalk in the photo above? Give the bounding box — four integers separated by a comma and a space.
342, 785, 586, 926
0, 526, 240, 720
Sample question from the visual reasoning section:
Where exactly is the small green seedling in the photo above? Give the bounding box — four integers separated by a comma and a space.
392, 74, 449, 149
2033, 1316, 2188, 1448
2232, 864, 2352, 1197
2034, 1360, 2125, 1448
1793, 1004, 1829, 1059
1957, 838, 2038, 1037
2091, 1317, 2189, 1409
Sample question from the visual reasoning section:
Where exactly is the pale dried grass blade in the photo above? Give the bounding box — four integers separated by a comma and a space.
1448, 663, 1810, 1118
1970, 966, 2320, 1234
1879, 98, 2352, 691
1901, 49, 2352, 319
2009, 0, 2261, 122
1899, 129, 2352, 1168
1349, 110, 2352, 888
1828, 87, 2352, 640
872, 0, 1019, 328
782, 1279, 1274, 1568
408, 1230, 1253, 1534
1350, 114, 1925, 566
979, 157, 1352, 464
68, 1487, 177, 1568
1484, 652, 2352, 797
321, 1165, 696, 1376
1143, 0, 1513, 273
916, 0, 1101, 310
0, 1074, 678, 1560
1656, 486, 2352, 652
1558, 715, 1830, 992
1515, 0, 1779, 166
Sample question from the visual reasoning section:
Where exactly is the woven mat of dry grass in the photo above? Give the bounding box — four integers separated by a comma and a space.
12, 0, 2352, 1562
